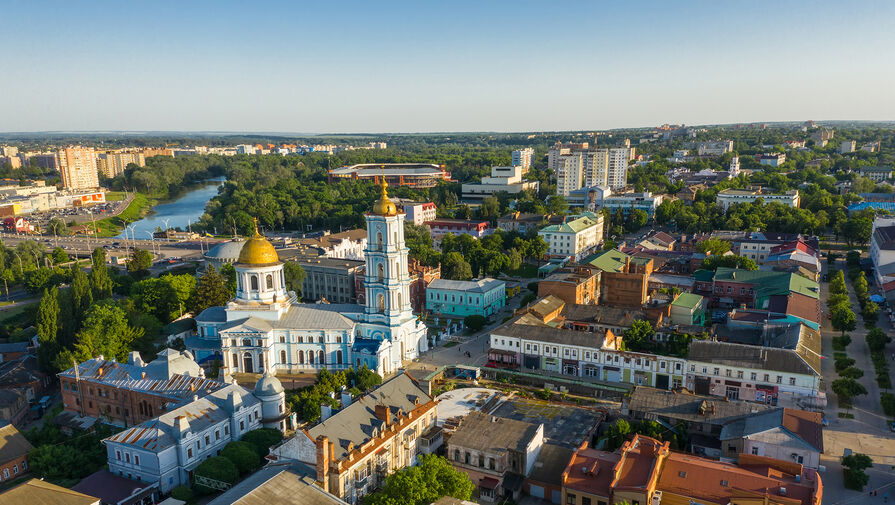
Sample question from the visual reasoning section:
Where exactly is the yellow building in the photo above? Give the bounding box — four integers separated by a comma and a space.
97, 151, 146, 178
57, 146, 99, 190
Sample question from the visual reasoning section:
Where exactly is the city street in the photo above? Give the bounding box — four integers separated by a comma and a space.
820, 258, 895, 504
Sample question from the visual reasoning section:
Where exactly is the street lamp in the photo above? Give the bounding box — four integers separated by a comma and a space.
146, 231, 157, 258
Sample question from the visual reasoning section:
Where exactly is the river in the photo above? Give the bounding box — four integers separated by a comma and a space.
117, 177, 225, 239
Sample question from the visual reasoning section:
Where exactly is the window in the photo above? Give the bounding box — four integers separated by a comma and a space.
776, 376, 783, 384
690, 365, 696, 372
251, 275, 259, 291
751, 372, 757, 381
726, 369, 732, 377
215, 430, 220, 440
721, 480, 729, 487
205, 435, 210, 445
225, 426, 229, 435
116, 451, 121, 460
567, 494, 577, 505
126, 453, 130, 463
789, 377, 796, 385
135, 455, 140, 465
752, 447, 759, 455
454, 449, 460, 461
713, 368, 720, 375
12, 465, 17, 475
764, 374, 770, 382
280, 350, 287, 364
266, 274, 273, 289
582, 498, 591, 505
678, 471, 687, 478
737, 371, 743, 379
187, 448, 193, 458
240, 421, 245, 431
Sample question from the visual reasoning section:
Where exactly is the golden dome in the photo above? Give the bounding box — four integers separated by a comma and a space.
372, 177, 398, 216
237, 219, 280, 265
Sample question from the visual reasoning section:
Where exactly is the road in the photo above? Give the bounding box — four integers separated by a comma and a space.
820, 258, 895, 504
0, 231, 218, 262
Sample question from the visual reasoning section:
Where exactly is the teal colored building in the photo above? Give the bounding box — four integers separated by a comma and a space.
426, 278, 506, 318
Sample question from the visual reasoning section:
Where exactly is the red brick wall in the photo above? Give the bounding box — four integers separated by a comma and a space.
60, 377, 175, 425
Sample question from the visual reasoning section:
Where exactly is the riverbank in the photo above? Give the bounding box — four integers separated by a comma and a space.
92, 193, 157, 237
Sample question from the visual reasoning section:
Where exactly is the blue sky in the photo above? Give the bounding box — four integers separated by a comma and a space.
1, 0, 893, 133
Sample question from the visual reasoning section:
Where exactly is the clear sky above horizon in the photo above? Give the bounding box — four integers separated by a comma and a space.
2, 0, 894, 133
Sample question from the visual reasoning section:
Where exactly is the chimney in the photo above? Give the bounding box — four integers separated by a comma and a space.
340, 391, 352, 408
316, 435, 330, 484
141, 372, 146, 379
374, 404, 390, 426
321, 404, 333, 421
174, 416, 190, 439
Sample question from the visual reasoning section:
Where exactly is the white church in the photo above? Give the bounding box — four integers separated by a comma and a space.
190, 179, 429, 377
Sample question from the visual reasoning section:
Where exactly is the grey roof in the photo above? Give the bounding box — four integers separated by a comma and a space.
195, 306, 227, 323
688, 339, 820, 376
491, 322, 607, 348
0, 424, 33, 465
275, 305, 356, 330
0, 341, 28, 353
625, 387, 776, 426
560, 304, 649, 327
204, 240, 246, 261
105, 384, 259, 452
255, 370, 285, 397
143, 349, 204, 380
527, 443, 574, 486
207, 464, 346, 505
449, 411, 541, 453
719, 408, 823, 452
307, 373, 431, 460
428, 278, 505, 293
221, 316, 274, 333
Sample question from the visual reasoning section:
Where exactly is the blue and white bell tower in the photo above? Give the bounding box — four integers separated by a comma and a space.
355, 179, 428, 373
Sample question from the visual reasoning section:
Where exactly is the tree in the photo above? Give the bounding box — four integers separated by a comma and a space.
70, 264, 93, 328
829, 270, 847, 295
46, 217, 69, 237
221, 441, 260, 474
190, 266, 231, 315
831, 306, 857, 335
441, 252, 472, 280
861, 301, 879, 323
625, 209, 648, 232
240, 428, 284, 458
839, 367, 864, 379
479, 196, 500, 221
127, 247, 153, 273
463, 314, 486, 332
506, 248, 523, 272
528, 236, 548, 264
24, 267, 55, 294
363, 454, 474, 505
283, 261, 306, 297
842, 453, 873, 491
866, 327, 892, 352
349, 364, 382, 391
51, 247, 69, 265
832, 377, 868, 405
193, 456, 238, 494
219, 263, 237, 294
546, 195, 568, 215
622, 319, 655, 352
701, 255, 758, 271
67, 302, 144, 364
36, 287, 60, 373
89, 248, 113, 299
695, 238, 732, 255
169, 487, 194, 504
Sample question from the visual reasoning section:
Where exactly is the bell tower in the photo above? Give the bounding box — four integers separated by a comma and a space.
364, 179, 412, 323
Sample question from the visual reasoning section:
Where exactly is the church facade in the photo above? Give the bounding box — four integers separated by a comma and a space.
190, 181, 428, 377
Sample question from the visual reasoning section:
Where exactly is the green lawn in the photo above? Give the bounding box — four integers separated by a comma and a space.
92, 193, 156, 237
105, 191, 128, 201
505, 263, 539, 278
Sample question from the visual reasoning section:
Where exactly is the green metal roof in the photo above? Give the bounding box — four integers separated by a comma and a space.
540, 216, 600, 234
585, 249, 630, 273
712, 267, 820, 300
671, 293, 704, 310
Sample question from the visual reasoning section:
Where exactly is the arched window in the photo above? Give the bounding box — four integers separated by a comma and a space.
377, 294, 385, 313
232, 353, 238, 370
243, 338, 252, 347
266, 274, 273, 289
280, 350, 286, 364
307, 350, 314, 364
377, 231, 383, 249
298, 351, 305, 365
318, 350, 325, 364
397, 292, 402, 309
394, 231, 397, 245
337, 350, 343, 364
258, 353, 264, 371
237, 276, 242, 291
377, 263, 384, 282
243, 352, 254, 374
250, 275, 259, 291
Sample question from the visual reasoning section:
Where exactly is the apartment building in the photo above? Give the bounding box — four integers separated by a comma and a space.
447, 411, 544, 503
586, 250, 653, 307
57, 146, 99, 190
270, 373, 438, 504
537, 266, 600, 305
859, 165, 892, 182
810, 128, 834, 147
0, 424, 32, 484
561, 435, 822, 505
758, 153, 787, 167
403, 202, 437, 225
461, 166, 539, 201
601, 192, 663, 218
512, 147, 535, 170
696, 140, 734, 156
426, 218, 490, 241
552, 143, 632, 194
96, 151, 146, 178
839, 140, 856, 153
294, 257, 364, 303
538, 214, 604, 262
716, 188, 800, 211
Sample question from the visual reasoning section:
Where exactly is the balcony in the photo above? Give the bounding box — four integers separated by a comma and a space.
355, 475, 369, 489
